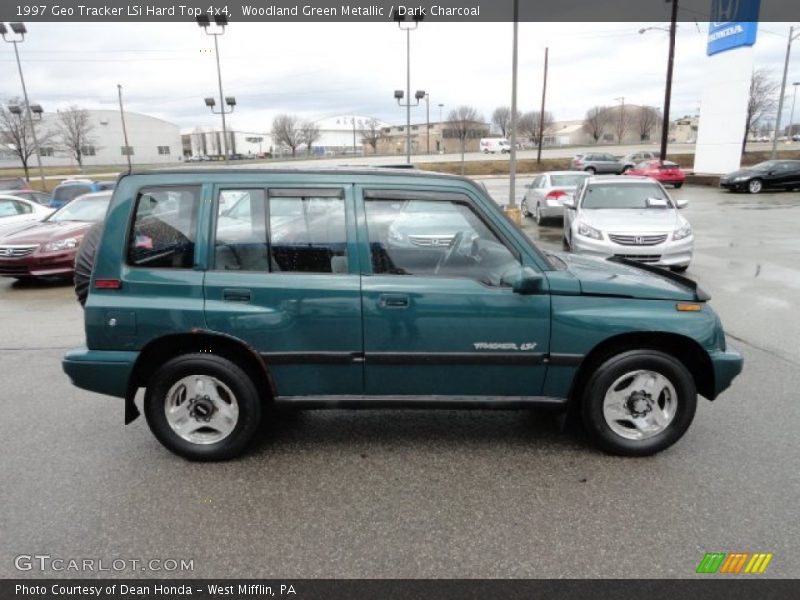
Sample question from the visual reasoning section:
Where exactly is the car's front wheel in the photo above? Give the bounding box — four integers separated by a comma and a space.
580, 350, 697, 456
747, 178, 763, 194
144, 354, 263, 461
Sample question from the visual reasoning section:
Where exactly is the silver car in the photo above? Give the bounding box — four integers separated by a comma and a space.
570, 152, 624, 174
562, 176, 693, 272
521, 171, 590, 225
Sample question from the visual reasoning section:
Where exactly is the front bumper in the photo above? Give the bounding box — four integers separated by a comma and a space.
0, 250, 77, 278
62, 347, 139, 399
719, 180, 747, 191
572, 234, 694, 268
709, 344, 744, 399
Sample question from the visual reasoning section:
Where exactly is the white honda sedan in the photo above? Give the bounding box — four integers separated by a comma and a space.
0, 194, 54, 236
562, 176, 693, 272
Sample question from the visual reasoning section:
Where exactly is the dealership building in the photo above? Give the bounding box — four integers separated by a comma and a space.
0, 109, 181, 168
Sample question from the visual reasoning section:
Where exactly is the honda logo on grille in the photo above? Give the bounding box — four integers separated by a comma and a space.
634, 236, 644, 245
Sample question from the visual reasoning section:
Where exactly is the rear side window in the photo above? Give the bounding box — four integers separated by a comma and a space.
0, 199, 21, 217
128, 186, 200, 269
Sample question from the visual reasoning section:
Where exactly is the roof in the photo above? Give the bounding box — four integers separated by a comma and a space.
588, 175, 655, 184
127, 166, 467, 179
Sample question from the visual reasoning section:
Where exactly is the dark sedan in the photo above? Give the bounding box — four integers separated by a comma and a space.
720, 160, 800, 194
0, 191, 111, 279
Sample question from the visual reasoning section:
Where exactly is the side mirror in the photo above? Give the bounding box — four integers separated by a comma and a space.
676, 199, 688, 209
646, 197, 668, 208
562, 196, 576, 209
511, 266, 543, 295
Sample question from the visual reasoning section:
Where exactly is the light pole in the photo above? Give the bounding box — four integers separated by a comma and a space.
204, 96, 236, 159
790, 82, 800, 139
508, 0, 520, 216
1, 22, 46, 189
197, 14, 234, 163
614, 96, 625, 143
423, 93, 430, 155
117, 84, 132, 171
351, 117, 357, 155
772, 26, 800, 157
394, 12, 424, 163
639, 1, 678, 163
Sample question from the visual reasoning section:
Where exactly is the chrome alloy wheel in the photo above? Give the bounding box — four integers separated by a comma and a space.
164, 375, 239, 445
602, 370, 678, 441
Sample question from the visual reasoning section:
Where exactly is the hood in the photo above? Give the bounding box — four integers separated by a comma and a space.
581, 208, 681, 233
556, 252, 706, 301
0, 220, 92, 245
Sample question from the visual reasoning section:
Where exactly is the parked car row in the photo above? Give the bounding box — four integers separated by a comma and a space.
523, 170, 693, 272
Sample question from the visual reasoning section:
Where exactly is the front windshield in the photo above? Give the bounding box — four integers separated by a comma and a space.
550, 174, 588, 187
48, 195, 110, 222
581, 183, 671, 209
750, 161, 778, 172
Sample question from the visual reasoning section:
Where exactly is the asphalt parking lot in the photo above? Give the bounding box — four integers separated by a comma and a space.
1, 184, 798, 579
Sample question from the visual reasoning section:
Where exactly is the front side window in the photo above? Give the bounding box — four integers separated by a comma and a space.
364, 193, 519, 286
128, 186, 200, 269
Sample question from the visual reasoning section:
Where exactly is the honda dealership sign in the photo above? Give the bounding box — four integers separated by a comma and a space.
707, 0, 761, 55
694, 0, 762, 174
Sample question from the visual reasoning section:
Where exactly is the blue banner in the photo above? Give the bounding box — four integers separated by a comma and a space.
707, 0, 761, 56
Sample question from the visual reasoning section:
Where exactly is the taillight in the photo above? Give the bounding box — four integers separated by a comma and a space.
94, 279, 122, 289
546, 190, 567, 201
574, 159, 583, 166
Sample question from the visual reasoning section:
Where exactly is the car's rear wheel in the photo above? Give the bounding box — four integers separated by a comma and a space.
74, 222, 104, 307
534, 203, 547, 225
520, 198, 531, 217
673, 183, 683, 189
144, 354, 263, 461
747, 178, 763, 194
585, 167, 596, 174
580, 350, 697, 456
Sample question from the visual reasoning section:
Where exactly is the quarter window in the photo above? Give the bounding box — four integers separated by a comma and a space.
128, 186, 200, 269
364, 194, 520, 286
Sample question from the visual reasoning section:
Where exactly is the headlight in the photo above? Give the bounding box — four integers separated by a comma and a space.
43, 237, 80, 252
577, 222, 602, 240
672, 224, 692, 241
734, 175, 750, 181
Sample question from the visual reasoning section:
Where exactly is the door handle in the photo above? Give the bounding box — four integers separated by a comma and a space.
223, 288, 252, 303
379, 294, 409, 308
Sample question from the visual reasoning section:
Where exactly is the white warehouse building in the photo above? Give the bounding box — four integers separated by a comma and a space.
0, 109, 181, 168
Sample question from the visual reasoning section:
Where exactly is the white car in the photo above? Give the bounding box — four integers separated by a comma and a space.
479, 138, 511, 154
521, 171, 590, 224
562, 176, 693, 272
0, 194, 54, 236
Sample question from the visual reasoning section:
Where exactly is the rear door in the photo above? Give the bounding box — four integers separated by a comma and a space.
203, 184, 363, 397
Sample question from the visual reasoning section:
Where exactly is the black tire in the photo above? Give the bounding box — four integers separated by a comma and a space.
74, 222, 104, 307
747, 178, 763, 194
580, 350, 697, 456
562, 232, 571, 251
673, 183, 683, 189
585, 167, 596, 175
670, 265, 689, 273
534, 203, 548, 226
144, 354, 263, 461
520, 198, 531, 217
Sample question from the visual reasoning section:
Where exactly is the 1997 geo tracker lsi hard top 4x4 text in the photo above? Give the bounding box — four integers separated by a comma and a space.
62, 168, 743, 461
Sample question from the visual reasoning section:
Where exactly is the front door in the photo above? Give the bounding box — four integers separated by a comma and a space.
357, 187, 551, 397
204, 185, 363, 397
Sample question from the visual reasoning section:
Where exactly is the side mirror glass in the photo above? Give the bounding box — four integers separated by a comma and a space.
676, 199, 688, 209
646, 197, 668, 208
510, 266, 543, 295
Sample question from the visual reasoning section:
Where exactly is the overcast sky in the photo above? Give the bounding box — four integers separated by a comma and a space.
1, 21, 798, 133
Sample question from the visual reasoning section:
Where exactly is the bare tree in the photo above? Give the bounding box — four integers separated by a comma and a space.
298, 120, 321, 156
613, 105, 631, 144
743, 69, 779, 154
446, 105, 485, 174
491, 106, 520, 138
635, 106, 662, 142
518, 110, 554, 145
271, 114, 302, 157
360, 118, 385, 154
0, 99, 54, 181
582, 106, 612, 143
55, 106, 96, 168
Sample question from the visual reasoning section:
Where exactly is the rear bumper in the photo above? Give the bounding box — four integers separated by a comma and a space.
62, 347, 139, 399
709, 345, 744, 399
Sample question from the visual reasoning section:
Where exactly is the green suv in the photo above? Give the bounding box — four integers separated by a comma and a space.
62, 169, 743, 460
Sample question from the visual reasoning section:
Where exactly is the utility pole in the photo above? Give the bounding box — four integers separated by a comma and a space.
507, 0, 520, 220
537, 47, 549, 163
117, 84, 132, 171
771, 26, 800, 158
660, 0, 678, 162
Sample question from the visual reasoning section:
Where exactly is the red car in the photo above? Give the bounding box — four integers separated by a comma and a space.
624, 160, 685, 188
0, 191, 111, 280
